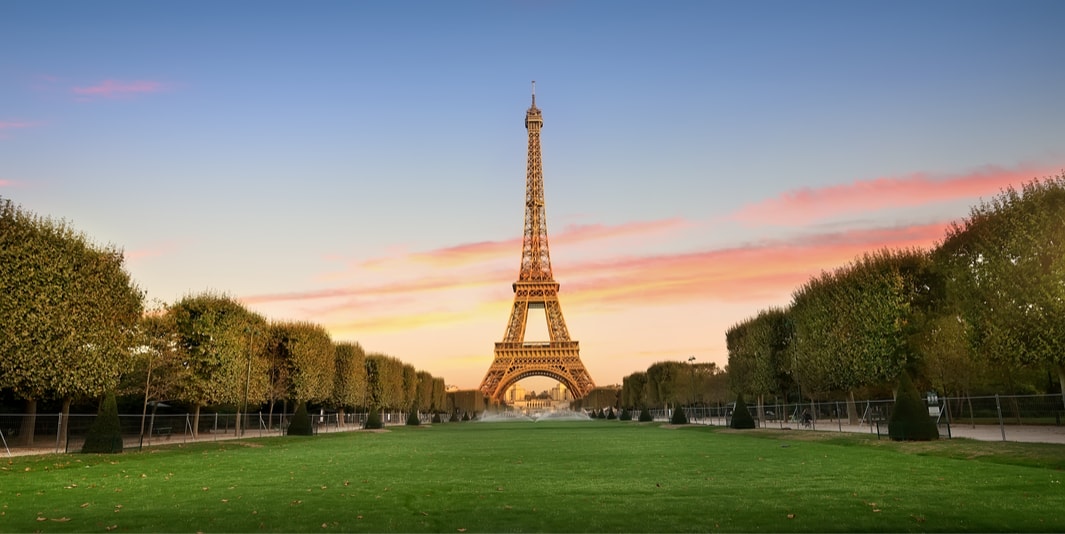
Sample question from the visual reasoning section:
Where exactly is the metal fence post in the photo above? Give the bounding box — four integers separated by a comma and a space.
55, 412, 63, 454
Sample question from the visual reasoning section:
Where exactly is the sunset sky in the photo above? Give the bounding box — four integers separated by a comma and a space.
3, 1, 1064, 391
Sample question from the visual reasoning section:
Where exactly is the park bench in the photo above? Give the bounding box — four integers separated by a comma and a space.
153, 426, 172, 439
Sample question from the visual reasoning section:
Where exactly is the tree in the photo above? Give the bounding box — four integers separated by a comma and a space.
0, 198, 144, 445
267, 321, 335, 406
727, 307, 791, 420
169, 292, 267, 437
81, 392, 123, 454
621, 372, 648, 411
120, 308, 190, 441
788, 249, 932, 421
332, 342, 367, 427
645, 361, 688, 410
935, 174, 1065, 409
887, 371, 939, 441
729, 395, 756, 429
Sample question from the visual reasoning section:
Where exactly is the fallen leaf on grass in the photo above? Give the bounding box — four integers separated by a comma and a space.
291, 500, 302, 505
36, 517, 47, 522
458, 529, 467, 532
80, 503, 90, 508
357, 515, 363, 520
105, 525, 118, 531
787, 514, 795, 519
421, 512, 429, 516
51, 517, 71, 522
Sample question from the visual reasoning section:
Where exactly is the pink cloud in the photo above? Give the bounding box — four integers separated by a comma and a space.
0, 179, 18, 187
0, 120, 36, 130
124, 242, 182, 262
72, 79, 168, 99
731, 164, 1058, 225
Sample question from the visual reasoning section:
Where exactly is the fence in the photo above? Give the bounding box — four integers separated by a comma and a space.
648, 393, 1065, 444
0, 409, 416, 456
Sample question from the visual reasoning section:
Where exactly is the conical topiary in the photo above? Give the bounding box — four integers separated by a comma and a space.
431, 412, 442, 424
606, 407, 617, 420
287, 401, 314, 435
619, 408, 632, 421
670, 405, 689, 424
449, 410, 460, 422
729, 395, 756, 429
638, 407, 654, 422
461, 411, 471, 421
81, 392, 123, 454
888, 371, 939, 441
406, 409, 420, 426
364, 408, 383, 429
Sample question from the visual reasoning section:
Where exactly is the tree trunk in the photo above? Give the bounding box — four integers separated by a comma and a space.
17, 398, 37, 446
756, 394, 765, 427
58, 397, 72, 446
338, 408, 346, 428
192, 404, 202, 438
847, 390, 859, 424
1056, 364, 1065, 412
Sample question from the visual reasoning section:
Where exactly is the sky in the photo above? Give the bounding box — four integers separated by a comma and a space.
3, 1, 1065, 392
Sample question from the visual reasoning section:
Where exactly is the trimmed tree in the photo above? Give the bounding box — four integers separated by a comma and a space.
287, 400, 314, 435
638, 407, 654, 422
619, 408, 632, 421
406, 409, 420, 426
888, 371, 939, 441
729, 395, 756, 429
670, 405, 689, 425
364, 408, 383, 429
81, 392, 123, 454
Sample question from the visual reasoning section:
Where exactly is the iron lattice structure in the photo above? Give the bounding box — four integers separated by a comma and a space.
479, 84, 596, 403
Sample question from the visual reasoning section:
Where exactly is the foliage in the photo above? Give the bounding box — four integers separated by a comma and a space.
788, 249, 932, 398
638, 407, 653, 422
727, 307, 792, 398
332, 342, 367, 411
81, 392, 123, 453
169, 293, 268, 411
461, 411, 471, 421
431, 412, 442, 423
606, 407, 616, 420
287, 400, 314, 436
645, 361, 689, 408
935, 174, 1065, 405
888, 371, 939, 441
0, 197, 144, 403
729, 395, 756, 429
406, 409, 421, 426
267, 321, 335, 404
449, 410, 460, 422
619, 408, 632, 421
621, 372, 648, 410
365, 353, 404, 410
364, 408, 383, 429
670, 406, 688, 424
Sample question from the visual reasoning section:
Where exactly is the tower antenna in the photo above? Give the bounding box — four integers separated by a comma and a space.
531, 80, 536, 107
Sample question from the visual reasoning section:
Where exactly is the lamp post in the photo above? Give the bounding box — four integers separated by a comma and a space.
687, 356, 696, 421
241, 329, 256, 437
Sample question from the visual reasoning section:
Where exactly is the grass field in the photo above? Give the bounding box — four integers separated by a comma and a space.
2, 420, 1063, 532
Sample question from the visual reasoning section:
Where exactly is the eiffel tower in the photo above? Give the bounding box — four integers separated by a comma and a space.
479, 83, 596, 403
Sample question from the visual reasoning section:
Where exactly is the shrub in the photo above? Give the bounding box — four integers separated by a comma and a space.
461, 411, 470, 421
431, 412, 442, 424
670, 406, 689, 425
606, 408, 616, 420
364, 408, 383, 429
729, 395, 756, 429
619, 408, 632, 421
596, 409, 606, 419
638, 408, 654, 422
406, 410, 420, 426
287, 401, 314, 435
888, 371, 939, 441
81, 392, 123, 454
449, 411, 460, 422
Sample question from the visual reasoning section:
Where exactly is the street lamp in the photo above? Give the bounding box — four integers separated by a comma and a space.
687, 356, 696, 422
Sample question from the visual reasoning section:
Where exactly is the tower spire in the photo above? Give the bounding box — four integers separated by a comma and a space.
531, 80, 536, 108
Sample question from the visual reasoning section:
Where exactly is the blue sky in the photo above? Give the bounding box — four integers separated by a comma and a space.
3, 1, 1064, 390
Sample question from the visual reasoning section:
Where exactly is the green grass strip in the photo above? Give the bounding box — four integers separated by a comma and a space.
1, 421, 1063, 532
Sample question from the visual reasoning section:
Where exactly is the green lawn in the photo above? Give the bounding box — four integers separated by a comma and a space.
1, 421, 1063, 532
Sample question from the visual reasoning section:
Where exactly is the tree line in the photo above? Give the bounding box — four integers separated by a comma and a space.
726, 174, 1065, 420
0, 197, 447, 444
